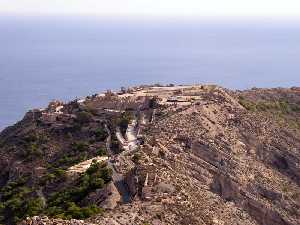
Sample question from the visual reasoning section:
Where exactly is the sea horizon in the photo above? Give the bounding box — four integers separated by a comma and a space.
1, 15, 300, 130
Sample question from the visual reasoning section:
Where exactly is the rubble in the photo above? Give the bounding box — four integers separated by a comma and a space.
1, 84, 299, 225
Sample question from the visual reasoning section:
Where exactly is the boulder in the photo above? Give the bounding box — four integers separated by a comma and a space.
82, 182, 121, 210
154, 182, 175, 194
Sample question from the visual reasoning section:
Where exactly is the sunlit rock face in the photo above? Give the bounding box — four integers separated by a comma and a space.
1, 85, 300, 225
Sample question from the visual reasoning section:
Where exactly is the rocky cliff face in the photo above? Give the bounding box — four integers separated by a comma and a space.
1, 85, 299, 225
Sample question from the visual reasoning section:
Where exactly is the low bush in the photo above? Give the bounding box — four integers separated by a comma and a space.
0, 177, 45, 224
97, 148, 106, 156
132, 153, 142, 163
56, 151, 88, 168
117, 112, 133, 134
45, 161, 112, 220
72, 141, 89, 152
94, 128, 107, 141
238, 98, 256, 111
75, 111, 92, 124
238, 96, 300, 115
0, 143, 111, 224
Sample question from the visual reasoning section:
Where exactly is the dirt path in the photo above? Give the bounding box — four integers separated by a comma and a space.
66, 116, 139, 203
125, 119, 137, 142
116, 118, 139, 151
106, 124, 132, 203
116, 127, 126, 146
125, 119, 139, 151
66, 119, 138, 204
140, 112, 147, 125
111, 117, 142, 202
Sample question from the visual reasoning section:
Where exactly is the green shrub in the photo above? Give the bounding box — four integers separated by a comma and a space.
132, 153, 142, 163
55, 152, 89, 169
53, 168, 66, 177
117, 112, 133, 134
291, 104, 300, 112
76, 111, 92, 124
50, 202, 103, 220
1, 178, 29, 201
46, 206, 64, 217
65, 202, 82, 219
97, 148, 106, 156
238, 98, 256, 111
81, 205, 103, 217
89, 177, 104, 189
24, 143, 43, 159
40, 168, 67, 185
0, 161, 112, 224
72, 141, 89, 152
45, 161, 112, 220
25, 198, 44, 216
6, 197, 23, 211
41, 173, 56, 184
238, 96, 300, 115
57, 156, 74, 166
94, 128, 107, 141
111, 138, 121, 153
0, 178, 37, 224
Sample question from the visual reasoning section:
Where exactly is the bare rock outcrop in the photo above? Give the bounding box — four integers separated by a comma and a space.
1, 85, 299, 225
82, 182, 121, 210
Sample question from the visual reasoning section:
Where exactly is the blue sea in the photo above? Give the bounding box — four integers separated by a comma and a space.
1, 16, 300, 130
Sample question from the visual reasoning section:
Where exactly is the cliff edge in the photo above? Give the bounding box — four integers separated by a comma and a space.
0, 85, 299, 225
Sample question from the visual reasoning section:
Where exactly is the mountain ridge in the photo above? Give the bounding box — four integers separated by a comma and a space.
0, 84, 299, 225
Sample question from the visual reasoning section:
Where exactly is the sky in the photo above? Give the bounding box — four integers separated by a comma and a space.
1, 0, 300, 19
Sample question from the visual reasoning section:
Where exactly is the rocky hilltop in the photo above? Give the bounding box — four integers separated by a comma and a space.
0, 85, 299, 225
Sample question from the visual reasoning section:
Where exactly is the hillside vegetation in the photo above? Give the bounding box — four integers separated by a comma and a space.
0, 85, 299, 225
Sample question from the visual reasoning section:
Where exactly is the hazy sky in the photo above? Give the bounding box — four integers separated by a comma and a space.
1, 0, 300, 18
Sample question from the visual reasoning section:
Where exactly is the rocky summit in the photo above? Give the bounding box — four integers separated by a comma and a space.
0, 84, 300, 225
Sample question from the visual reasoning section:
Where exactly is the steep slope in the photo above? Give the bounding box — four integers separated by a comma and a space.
1, 85, 299, 225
